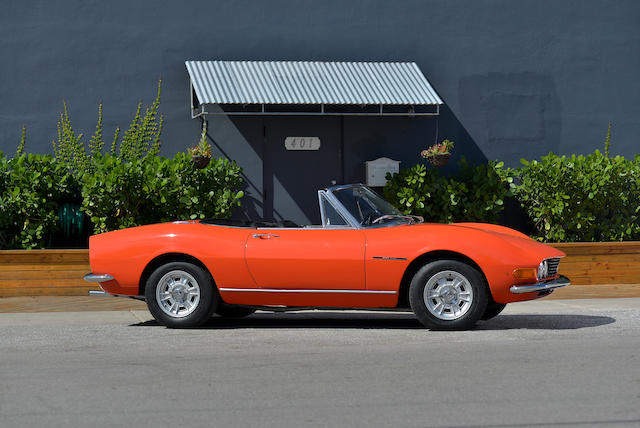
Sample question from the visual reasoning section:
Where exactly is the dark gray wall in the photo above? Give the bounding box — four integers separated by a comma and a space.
2, 0, 639, 160
1, 0, 639, 222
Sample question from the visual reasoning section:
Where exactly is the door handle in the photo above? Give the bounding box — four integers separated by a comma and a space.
252, 233, 280, 239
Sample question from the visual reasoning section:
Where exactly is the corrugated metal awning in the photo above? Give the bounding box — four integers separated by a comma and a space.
186, 61, 442, 117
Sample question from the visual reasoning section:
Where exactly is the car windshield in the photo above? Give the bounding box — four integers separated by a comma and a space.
330, 185, 423, 227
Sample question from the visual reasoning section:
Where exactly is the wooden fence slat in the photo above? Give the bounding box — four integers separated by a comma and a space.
560, 268, 640, 279
560, 277, 639, 286
552, 242, 640, 256
0, 287, 100, 297
0, 250, 89, 255
0, 279, 92, 289
0, 251, 89, 264
560, 254, 640, 263
561, 261, 640, 270
0, 264, 90, 272
0, 270, 89, 281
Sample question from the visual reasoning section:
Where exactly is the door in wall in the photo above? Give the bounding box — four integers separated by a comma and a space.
263, 116, 342, 225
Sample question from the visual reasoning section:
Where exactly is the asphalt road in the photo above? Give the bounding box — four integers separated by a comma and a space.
1, 299, 639, 428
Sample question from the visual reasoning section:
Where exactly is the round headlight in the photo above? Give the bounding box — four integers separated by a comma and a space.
537, 260, 548, 279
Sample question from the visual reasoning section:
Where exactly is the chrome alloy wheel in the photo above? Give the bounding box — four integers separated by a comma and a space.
155, 270, 201, 318
423, 270, 474, 321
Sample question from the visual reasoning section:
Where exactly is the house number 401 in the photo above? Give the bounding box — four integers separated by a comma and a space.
284, 137, 321, 151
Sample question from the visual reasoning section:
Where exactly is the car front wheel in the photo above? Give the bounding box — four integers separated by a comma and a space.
409, 260, 488, 330
145, 261, 218, 328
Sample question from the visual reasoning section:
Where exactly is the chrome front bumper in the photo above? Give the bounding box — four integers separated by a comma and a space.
510, 275, 571, 294
83, 273, 114, 283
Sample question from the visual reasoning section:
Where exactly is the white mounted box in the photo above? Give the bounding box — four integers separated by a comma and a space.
365, 157, 400, 187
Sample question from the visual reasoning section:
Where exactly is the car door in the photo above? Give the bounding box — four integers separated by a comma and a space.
244, 227, 366, 290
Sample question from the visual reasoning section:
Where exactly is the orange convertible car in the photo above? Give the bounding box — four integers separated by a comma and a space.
85, 184, 570, 329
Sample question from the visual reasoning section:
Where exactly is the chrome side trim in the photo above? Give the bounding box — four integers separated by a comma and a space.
84, 273, 114, 283
510, 275, 570, 294
219, 288, 397, 294
89, 290, 108, 296
372, 256, 407, 260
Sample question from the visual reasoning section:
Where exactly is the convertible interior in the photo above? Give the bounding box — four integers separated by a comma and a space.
200, 184, 420, 229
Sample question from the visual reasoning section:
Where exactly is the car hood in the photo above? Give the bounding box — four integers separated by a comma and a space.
453, 222, 532, 240
451, 222, 566, 261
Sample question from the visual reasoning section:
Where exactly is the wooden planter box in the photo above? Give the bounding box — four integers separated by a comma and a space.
0, 250, 96, 297
550, 242, 640, 299
1, 243, 639, 298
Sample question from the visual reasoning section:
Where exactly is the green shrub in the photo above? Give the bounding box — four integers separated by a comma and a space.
383, 159, 509, 223
81, 153, 244, 233
499, 151, 640, 242
1, 81, 245, 247
0, 153, 79, 249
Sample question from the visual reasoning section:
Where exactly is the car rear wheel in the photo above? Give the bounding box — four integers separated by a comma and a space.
145, 262, 218, 328
215, 304, 256, 318
481, 301, 507, 320
409, 260, 488, 330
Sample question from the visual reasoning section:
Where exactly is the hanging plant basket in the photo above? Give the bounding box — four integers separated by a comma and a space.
191, 155, 211, 169
426, 153, 451, 167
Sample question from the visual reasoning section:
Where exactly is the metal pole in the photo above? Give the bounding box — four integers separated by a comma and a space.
339, 115, 345, 184
262, 116, 270, 220
434, 113, 439, 145
190, 80, 194, 118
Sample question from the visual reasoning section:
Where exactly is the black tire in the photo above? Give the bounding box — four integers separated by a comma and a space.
215, 304, 256, 318
481, 300, 507, 321
409, 260, 488, 330
145, 261, 218, 328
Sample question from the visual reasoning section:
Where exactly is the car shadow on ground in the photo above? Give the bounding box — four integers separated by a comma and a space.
478, 314, 615, 330
133, 312, 424, 329
131, 312, 615, 330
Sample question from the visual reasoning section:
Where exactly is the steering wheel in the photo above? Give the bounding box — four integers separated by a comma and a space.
362, 212, 381, 226
371, 214, 399, 225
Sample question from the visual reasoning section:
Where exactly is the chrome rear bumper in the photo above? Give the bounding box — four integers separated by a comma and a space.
510, 275, 570, 294
83, 273, 114, 282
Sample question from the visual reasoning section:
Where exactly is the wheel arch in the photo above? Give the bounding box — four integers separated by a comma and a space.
138, 253, 214, 296
397, 250, 490, 308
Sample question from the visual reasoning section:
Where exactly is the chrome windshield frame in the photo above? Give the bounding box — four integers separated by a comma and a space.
318, 189, 361, 229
